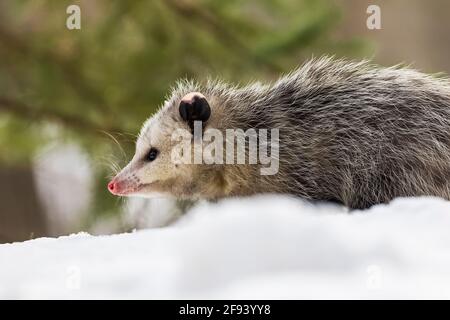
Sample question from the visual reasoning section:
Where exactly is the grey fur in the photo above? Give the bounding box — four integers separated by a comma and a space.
168, 57, 450, 209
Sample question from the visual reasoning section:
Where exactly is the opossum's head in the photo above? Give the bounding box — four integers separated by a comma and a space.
108, 91, 215, 199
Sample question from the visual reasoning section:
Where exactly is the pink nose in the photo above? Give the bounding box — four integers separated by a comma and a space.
108, 181, 117, 194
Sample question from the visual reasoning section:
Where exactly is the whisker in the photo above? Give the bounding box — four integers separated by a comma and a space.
99, 130, 127, 159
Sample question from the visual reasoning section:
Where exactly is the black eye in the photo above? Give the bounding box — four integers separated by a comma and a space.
146, 148, 159, 162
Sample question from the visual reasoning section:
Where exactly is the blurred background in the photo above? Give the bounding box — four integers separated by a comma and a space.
0, 0, 449, 243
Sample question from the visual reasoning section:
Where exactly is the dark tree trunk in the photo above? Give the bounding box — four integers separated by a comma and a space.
0, 166, 48, 243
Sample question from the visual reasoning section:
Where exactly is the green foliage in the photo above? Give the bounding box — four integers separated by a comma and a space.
0, 0, 370, 219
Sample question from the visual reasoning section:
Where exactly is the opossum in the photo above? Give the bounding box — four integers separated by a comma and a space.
108, 57, 450, 209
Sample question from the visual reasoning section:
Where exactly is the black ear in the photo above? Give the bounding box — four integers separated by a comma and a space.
179, 95, 211, 124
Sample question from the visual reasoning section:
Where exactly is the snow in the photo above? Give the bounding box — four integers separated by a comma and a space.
1, 195, 450, 299
33, 143, 93, 234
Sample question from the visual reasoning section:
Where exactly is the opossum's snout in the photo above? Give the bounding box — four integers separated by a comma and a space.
107, 146, 168, 197
107, 176, 140, 196
107, 180, 120, 194
107, 181, 114, 192
107, 165, 145, 196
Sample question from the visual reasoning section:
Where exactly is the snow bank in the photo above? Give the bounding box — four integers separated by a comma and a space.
1, 195, 450, 299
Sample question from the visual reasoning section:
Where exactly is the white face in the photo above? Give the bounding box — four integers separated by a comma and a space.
108, 116, 179, 198
107, 92, 210, 199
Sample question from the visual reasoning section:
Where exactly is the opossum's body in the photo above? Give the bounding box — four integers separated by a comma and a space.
109, 57, 450, 209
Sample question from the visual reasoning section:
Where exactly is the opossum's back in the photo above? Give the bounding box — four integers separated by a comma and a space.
286, 64, 450, 151
278, 64, 450, 208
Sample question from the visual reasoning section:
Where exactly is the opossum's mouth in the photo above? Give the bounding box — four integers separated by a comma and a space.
117, 184, 148, 195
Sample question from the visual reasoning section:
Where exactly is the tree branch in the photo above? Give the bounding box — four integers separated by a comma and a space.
164, 0, 283, 73
0, 96, 124, 136
0, 26, 110, 114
